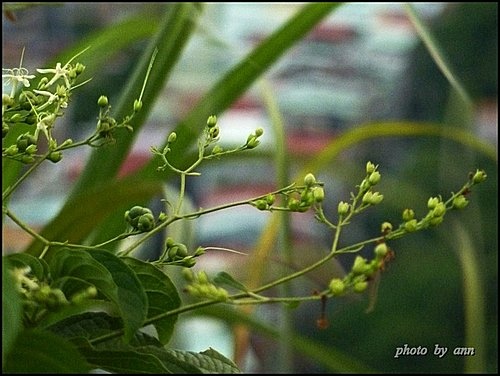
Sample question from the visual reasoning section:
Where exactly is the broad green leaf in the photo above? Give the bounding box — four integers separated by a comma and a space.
2, 329, 91, 373
39, 299, 117, 330
87, 249, 148, 342
74, 334, 204, 374
2, 258, 23, 365
48, 311, 125, 340
48, 248, 148, 341
82, 346, 204, 374
5, 252, 49, 282
165, 348, 240, 374
122, 257, 181, 344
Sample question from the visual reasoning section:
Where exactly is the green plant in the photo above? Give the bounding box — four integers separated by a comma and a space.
2, 3, 496, 374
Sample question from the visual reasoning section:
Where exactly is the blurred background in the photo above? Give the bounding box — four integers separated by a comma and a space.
2, 3, 497, 373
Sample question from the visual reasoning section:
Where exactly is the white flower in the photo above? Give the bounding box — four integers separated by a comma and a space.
37, 62, 71, 88
2, 67, 35, 96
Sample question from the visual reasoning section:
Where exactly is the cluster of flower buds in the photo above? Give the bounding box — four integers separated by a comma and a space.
156, 237, 204, 267
182, 269, 229, 301
287, 173, 325, 212
124, 205, 155, 232
328, 241, 393, 297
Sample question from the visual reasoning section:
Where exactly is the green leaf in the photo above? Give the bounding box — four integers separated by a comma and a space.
48, 248, 148, 341
2, 258, 23, 365
2, 329, 91, 373
48, 311, 124, 340
214, 271, 248, 292
87, 249, 149, 342
122, 257, 181, 344
5, 252, 49, 282
165, 347, 240, 374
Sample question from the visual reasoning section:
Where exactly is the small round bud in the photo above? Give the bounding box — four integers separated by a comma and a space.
374, 243, 388, 258
431, 202, 446, 217
402, 208, 415, 222
304, 173, 316, 187
369, 192, 384, 205
288, 198, 301, 211
21, 155, 35, 164
253, 199, 268, 210
313, 187, 325, 203
207, 115, 217, 128
472, 169, 487, 184
47, 151, 62, 163
329, 278, 345, 296
209, 126, 220, 139
362, 191, 373, 205
338, 201, 350, 215
167, 132, 177, 144
453, 195, 469, 209
353, 280, 368, 293
138, 213, 155, 232
212, 145, 223, 154
25, 144, 37, 154
133, 99, 143, 112
404, 219, 418, 232
429, 216, 444, 226
254, 127, 264, 137
97, 95, 108, 107
368, 171, 381, 185
265, 194, 275, 206
245, 136, 259, 149
197, 271, 209, 285
427, 197, 439, 210
352, 256, 368, 275
366, 161, 376, 174
381, 221, 393, 234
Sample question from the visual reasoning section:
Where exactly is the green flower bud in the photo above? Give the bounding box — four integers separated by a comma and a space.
429, 216, 444, 227
374, 243, 388, 258
207, 115, 217, 128
138, 213, 155, 232
404, 219, 418, 232
133, 99, 143, 112
472, 169, 487, 184
182, 268, 195, 282
432, 202, 446, 217
47, 151, 62, 163
304, 173, 316, 186
246, 136, 260, 149
368, 171, 381, 185
2, 123, 9, 138
2, 94, 14, 106
381, 221, 393, 234
366, 161, 376, 174
182, 257, 197, 268
253, 199, 269, 210
167, 132, 177, 144
158, 212, 168, 222
254, 127, 264, 137
453, 195, 469, 209
329, 278, 345, 296
212, 145, 223, 154
313, 187, 325, 203
5, 145, 19, 156
402, 208, 415, 222
427, 197, 440, 209
338, 201, 350, 215
60, 139, 73, 148
176, 243, 188, 258
197, 271, 209, 285
266, 194, 275, 206
352, 255, 368, 274
21, 155, 35, 164
362, 191, 373, 205
288, 198, 301, 211
166, 237, 175, 248
353, 280, 368, 293
194, 247, 205, 256
369, 192, 384, 205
